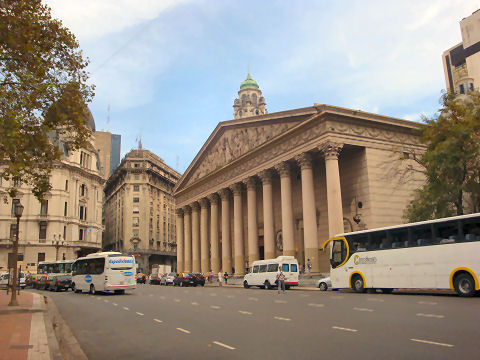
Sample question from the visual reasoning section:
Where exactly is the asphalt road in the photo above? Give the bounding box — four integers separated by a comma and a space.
36, 284, 480, 360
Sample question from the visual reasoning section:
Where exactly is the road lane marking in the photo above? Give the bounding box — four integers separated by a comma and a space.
332, 326, 358, 332
153, 319, 163, 323
238, 310, 252, 315
103, 300, 109, 303
248, 297, 258, 301
210, 305, 221, 309
227, 295, 235, 298
274, 300, 287, 304
213, 341, 235, 350
174, 299, 181, 302
159, 296, 166, 300
191, 302, 199, 306
177, 328, 190, 334
417, 301, 437, 305
354, 307, 374, 312
416, 313, 444, 319
123, 307, 129, 311
367, 298, 384, 302
149, 294, 153, 297
274, 316, 291, 321
308, 303, 325, 308
136, 312, 144, 316
112, 303, 118, 306
410, 339, 453, 347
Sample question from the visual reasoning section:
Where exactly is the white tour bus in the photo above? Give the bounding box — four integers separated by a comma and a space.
243, 256, 299, 289
71, 252, 137, 295
322, 213, 480, 297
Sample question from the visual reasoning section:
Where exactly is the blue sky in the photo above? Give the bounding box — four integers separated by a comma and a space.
44, 0, 478, 173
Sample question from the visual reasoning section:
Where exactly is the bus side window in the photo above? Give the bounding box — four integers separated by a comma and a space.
253, 265, 259, 273
462, 218, 480, 242
267, 264, 278, 272
259, 265, 267, 273
282, 264, 289, 272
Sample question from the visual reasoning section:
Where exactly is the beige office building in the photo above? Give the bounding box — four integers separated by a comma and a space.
174, 74, 425, 276
0, 113, 107, 272
443, 9, 480, 94
103, 148, 181, 273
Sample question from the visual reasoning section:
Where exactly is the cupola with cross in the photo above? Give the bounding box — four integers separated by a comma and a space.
233, 73, 267, 119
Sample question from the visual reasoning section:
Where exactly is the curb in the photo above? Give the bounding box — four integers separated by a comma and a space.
43, 293, 88, 360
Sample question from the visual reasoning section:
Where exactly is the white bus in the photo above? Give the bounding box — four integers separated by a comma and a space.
71, 252, 137, 295
322, 213, 480, 297
243, 256, 299, 290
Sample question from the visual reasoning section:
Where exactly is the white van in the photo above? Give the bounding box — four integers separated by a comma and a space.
71, 252, 137, 295
243, 256, 299, 289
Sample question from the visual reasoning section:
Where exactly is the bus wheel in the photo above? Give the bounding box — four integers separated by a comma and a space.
381, 288, 393, 294
90, 284, 96, 295
352, 275, 366, 293
243, 280, 250, 289
454, 273, 476, 297
264, 280, 271, 290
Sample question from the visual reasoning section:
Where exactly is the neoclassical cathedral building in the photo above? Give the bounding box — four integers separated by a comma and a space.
174, 74, 425, 275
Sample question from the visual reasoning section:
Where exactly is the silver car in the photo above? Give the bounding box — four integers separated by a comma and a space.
160, 272, 177, 286
317, 276, 332, 291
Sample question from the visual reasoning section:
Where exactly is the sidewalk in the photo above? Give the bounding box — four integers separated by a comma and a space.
0, 290, 55, 360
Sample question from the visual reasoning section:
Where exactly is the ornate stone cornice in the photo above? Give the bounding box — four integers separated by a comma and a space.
219, 188, 231, 200
318, 141, 343, 160
207, 193, 219, 204
258, 169, 273, 185
275, 161, 291, 178
230, 182, 244, 196
199, 198, 209, 209
295, 152, 313, 170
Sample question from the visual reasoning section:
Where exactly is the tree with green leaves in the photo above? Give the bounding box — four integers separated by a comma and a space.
404, 91, 480, 222
0, 0, 94, 201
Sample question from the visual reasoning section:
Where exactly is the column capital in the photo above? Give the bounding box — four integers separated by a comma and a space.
199, 198, 209, 209
295, 152, 313, 170
258, 169, 274, 184
219, 188, 231, 200
183, 205, 192, 214
275, 161, 291, 178
175, 208, 184, 216
207, 193, 219, 204
318, 141, 343, 160
190, 201, 200, 212
230, 182, 244, 196
243, 176, 257, 190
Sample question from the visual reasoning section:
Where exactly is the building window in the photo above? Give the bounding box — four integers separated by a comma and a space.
38, 252, 45, 262
133, 229, 139, 237
134, 163, 140, 168
459, 83, 465, 94
13, 179, 21, 188
39, 221, 47, 240
79, 228, 84, 241
63, 225, 66, 241
133, 217, 139, 227
79, 206, 87, 220
133, 197, 139, 203
64, 202, 68, 216
134, 175, 139, 180
65, 180, 68, 191
80, 184, 87, 197
133, 207, 139, 214
133, 185, 139, 191
11, 198, 20, 216
40, 200, 48, 215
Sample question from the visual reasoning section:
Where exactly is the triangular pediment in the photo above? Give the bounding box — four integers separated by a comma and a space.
176, 109, 316, 191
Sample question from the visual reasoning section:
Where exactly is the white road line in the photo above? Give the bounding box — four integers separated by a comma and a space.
153, 319, 163, 323
354, 307, 374, 312
96, 297, 101, 300
191, 302, 199, 306
213, 341, 235, 350
248, 297, 258, 301
332, 326, 358, 332
238, 310, 252, 315
159, 296, 166, 300
112, 303, 118, 306
308, 303, 325, 308
149, 294, 153, 297
367, 298, 384, 302
136, 312, 144, 316
226, 295, 235, 298
123, 306, 129, 311
177, 328, 191, 334
410, 338, 453, 347
210, 305, 221, 309
416, 313, 445, 319
274, 316, 291, 321
174, 299, 181, 302
417, 301, 437, 305
274, 300, 287, 304
103, 300, 109, 303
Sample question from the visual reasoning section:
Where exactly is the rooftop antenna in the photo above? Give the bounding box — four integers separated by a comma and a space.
136, 134, 142, 150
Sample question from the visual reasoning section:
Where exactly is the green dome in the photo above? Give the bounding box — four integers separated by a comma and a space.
240, 73, 259, 90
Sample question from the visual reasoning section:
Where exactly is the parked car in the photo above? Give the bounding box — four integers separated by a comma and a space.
160, 272, 177, 286
137, 273, 147, 284
317, 276, 332, 291
49, 274, 72, 292
173, 272, 205, 287
1, 272, 27, 289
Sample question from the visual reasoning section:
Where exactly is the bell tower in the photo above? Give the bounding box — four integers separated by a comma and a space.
233, 73, 267, 119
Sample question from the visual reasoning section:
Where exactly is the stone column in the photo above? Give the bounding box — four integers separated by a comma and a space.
175, 209, 184, 273
183, 206, 192, 272
208, 193, 220, 273
244, 177, 259, 265
259, 169, 275, 259
296, 152, 319, 273
219, 188, 232, 274
191, 202, 200, 273
320, 142, 344, 237
275, 162, 295, 257
231, 183, 245, 276
199, 198, 210, 273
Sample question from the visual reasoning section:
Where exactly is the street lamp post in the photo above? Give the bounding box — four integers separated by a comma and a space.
9, 201, 24, 306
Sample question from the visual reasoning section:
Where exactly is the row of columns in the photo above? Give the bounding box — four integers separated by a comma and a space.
176, 143, 344, 276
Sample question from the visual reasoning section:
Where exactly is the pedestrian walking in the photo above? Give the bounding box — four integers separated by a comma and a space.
218, 270, 223, 286
306, 259, 312, 276
224, 271, 228, 285
208, 270, 213, 283
276, 266, 286, 294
